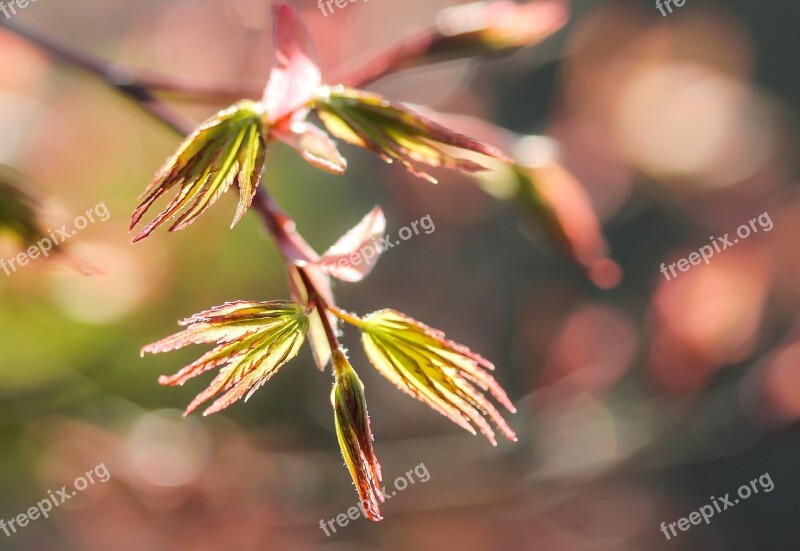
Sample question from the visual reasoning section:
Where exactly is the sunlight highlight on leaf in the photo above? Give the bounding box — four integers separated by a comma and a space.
143, 301, 308, 416
130, 100, 267, 242
315, 86, 512, 184
352, 309, 517, 445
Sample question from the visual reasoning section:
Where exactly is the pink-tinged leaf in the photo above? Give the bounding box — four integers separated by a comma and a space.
263, 3, 322, 124
314, 207, 386, 282
143, 300, 309, 416
273, 121, 347, 174
516, 159, 622, 289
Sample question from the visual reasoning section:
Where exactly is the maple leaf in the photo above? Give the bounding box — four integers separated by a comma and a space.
343, 309, 517, 445
130, 100, 267, 242
143, 301, 308, 416
314, 86, 512, 183
331, 349, 384, 521
513, 150, 622, 289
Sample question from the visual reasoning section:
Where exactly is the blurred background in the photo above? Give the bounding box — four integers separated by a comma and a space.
0, 0, 799, 549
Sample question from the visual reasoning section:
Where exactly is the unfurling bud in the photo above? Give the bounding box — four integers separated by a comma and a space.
331, 349, 384, 521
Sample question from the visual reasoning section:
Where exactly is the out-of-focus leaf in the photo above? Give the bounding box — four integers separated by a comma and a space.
272, 121, 346, 174
263, 3, 322, 124
0, 168, 44, 247
344, 0, 569, 86
313, 207, 386, 282
331, 349, 384, 521
0, 167, 95, 274
515, 160, 622, 289
315, 86, 512, 184
352, 309, 517, 445
144, 301, 308, 416
130, 100, 267, 242
435, 0, 569, 53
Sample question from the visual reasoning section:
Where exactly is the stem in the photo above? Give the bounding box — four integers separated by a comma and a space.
296, 266, 342, 358
251, 190, 318, 265
340, 30, 436, 88
328, 306, 365, 329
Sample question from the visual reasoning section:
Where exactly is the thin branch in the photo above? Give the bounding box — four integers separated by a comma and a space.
0, 20, 195, 134
0, 19, 329, 303
297, 266, 342, 355
339, 29, 439, 88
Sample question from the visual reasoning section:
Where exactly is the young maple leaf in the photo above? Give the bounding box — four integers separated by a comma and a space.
143, 301, 308, 416
331, 349, 384, 521
346, 309, 517, 445
314, 86, 512, 184
130, 100, 267, 242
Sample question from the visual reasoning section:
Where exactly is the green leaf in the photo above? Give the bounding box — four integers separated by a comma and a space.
130, 100, 267, 242
143, 300, 308, 416
356, 309, 517, 445
315, 86, 511, 184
